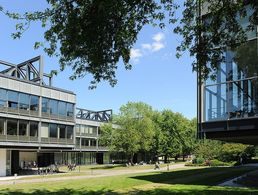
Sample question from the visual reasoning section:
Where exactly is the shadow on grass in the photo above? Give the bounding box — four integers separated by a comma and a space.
0, 188, 118, 195
90, 165, 125, 170
128, 187, 258, 195
131, 166, 257, 186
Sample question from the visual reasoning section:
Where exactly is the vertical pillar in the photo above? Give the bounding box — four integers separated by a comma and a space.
0, 149, 6, 176
39, 56, 44, 86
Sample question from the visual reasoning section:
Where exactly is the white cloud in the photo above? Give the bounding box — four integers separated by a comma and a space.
130, 32, 166, 63
152, 32, 165, 42
141, 32, 165, 52
130, 48, 142, 60
141, 43, 152, 50
152, 42, 165, 51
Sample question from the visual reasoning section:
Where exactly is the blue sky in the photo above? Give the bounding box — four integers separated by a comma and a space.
0, 1, 196, 119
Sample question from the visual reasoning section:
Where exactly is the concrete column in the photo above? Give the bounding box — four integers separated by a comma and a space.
0, 149, 7, 176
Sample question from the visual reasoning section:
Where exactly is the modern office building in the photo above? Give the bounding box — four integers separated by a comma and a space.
197, 3, 258, 145
0, 56, 112, 176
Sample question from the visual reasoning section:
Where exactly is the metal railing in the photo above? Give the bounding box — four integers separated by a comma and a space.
0, 134, 74, 145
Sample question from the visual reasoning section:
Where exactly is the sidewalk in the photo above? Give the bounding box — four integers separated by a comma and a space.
0, 163, 186, 185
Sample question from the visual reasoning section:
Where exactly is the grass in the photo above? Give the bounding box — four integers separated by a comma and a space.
0, 166, 257, 194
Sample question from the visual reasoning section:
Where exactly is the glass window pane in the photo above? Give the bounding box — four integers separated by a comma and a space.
41, 123, 49, 138
8, 91, 18, 108
19, 93, 30, 110
67, 103, 74, 117
59, 101, 66, 116
66, 126, 73, 139
59, 125, 66, 139
49, 124, 58, 138
49, 99, 58, 116
42, 98, 49, 113
19, 120, 28, 136
7, 119, 17, 135
30, 95, 39, 111
0, 89, 6, 107
75, 125, 80, 134
0, 118, 4, 135
30, 122, 38, 137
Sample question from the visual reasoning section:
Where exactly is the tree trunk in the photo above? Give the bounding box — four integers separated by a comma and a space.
164, 155, 168, 163
183, 155, 185, 161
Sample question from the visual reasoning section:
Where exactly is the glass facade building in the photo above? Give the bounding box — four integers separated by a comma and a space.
198, 3, 258, 145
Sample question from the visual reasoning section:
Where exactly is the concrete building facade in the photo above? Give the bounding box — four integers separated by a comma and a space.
0, 56, 112, 176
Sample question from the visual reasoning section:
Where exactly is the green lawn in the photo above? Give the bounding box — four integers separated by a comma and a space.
1, 166, 258, 194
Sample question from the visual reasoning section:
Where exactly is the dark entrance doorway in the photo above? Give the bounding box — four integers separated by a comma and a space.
11, 150, 19, 175
37, 153, 54, 167
96, 153, 103, 164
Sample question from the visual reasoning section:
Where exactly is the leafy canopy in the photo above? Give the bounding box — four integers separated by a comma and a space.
1, 0, 177, 89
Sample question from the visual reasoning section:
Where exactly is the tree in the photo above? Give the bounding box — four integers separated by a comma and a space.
181, 118, 197, 161
175, 0, 258, 81
154, 110, 188, 162
100, 102, 155, 164
0, 0, 177, 89
194, 139, 222, 160
2, 1, 257, 87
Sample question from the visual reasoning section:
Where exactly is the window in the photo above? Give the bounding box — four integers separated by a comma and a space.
81, 138, 89, 146
8, 91, 18, 109
42, 98, 49, 113
67, 103, 74, 117
75, 125, 80, 134
7, 119, 17, 135
58, 101, 66, 116
19, 120, 27, 136
19, 93, 30, 110
49, 124, 58, 138
0, 89, 6, 107
66, 126, 73, 139
90, 139, 96, 146
30, 122, 38, 137
0, 118, 4, 135
89, 126, 93, 134
41, 123, 49, 138
49, 99, 58, 116
59, 125, 66, 139
30, 95, 39, 111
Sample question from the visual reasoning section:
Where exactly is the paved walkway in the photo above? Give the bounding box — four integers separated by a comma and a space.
218, 163, 258, 187
0, 163, 186, 186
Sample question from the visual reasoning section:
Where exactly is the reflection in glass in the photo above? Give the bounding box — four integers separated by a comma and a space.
66, 126, 73, 139
7, 119, 17, 135
8, 91, 18, 109
0, 118, 4, 135
0, 89, 6, 107
58, 101, 66, 116
67, 103, 74, 117
30, 122, 38, 137
30, 95, 39, 111
19, 93, 30, 110
59, 125, 66, 138
49, 124, 58, 138
42, 98, 49, 113
49, 99, 58, 116
204, 39, 258, 121
19, 120, 27, 136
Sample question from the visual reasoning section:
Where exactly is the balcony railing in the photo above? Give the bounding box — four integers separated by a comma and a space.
41, 112, 74, 122
0, 134, 74, 145
0, 106, 39, 117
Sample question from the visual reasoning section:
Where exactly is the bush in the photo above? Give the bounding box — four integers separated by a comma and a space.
192, 157, 205, 165
209, 159, 232, 167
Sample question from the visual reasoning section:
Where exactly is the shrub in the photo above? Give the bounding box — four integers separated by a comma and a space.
209, 159, 234, 167
192, 157, 205, 165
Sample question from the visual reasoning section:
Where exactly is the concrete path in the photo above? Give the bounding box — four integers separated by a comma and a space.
218, 163, 258, 187
0, 163, 186, 186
